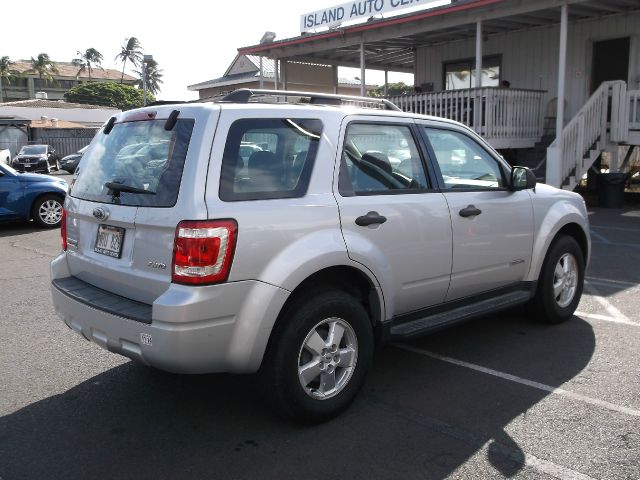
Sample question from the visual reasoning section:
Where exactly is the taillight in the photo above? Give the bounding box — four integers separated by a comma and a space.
172, 220, 237, 285
61, 208, 67, 251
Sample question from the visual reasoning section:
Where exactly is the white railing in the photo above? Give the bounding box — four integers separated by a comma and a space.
387, 87, 545, 146
546, 81, 627, 188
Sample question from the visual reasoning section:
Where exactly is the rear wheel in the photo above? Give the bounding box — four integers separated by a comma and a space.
258, 288, 374, 423
530, 235, 584, 324
55, 160, 61, 171
32, 195, 64, 228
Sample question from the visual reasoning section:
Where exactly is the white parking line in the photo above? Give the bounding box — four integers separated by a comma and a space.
591, 224, 640, 233
584, 281, 633, 324
394, 344, 640, 418
590, 230, 611, 244
575, 311, 639, 327
474, 441, 599, 480
585, 276, 639, 288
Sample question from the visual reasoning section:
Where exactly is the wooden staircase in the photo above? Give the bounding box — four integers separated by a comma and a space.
546, 81, 640, 190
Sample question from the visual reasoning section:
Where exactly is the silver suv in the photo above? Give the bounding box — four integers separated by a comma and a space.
51, 90, 589, 422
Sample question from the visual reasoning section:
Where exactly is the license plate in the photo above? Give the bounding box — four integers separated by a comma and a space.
94, 225, 125, 258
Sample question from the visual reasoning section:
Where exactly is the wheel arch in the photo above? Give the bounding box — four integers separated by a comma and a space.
527, 215, 590, 283
284, 265, 385, 328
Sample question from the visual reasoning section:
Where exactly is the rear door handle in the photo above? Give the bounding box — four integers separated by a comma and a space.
355, 211, 387, 226
459, 205, 482, 218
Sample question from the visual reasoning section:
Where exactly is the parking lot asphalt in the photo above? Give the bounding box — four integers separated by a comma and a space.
1, 187, 639, 480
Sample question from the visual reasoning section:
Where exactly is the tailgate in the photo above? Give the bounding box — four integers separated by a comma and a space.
64, 106, 218, 304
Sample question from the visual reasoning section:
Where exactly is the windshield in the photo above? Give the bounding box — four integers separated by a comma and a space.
20, 145, 47, 155
70, 118, 195, 207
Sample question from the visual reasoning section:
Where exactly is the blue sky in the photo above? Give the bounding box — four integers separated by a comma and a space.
1, 0, 438, 100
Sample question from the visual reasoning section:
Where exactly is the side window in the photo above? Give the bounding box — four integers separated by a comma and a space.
339, 123, 428, 195
219, 118, 323, 201
423, 128, 505, 190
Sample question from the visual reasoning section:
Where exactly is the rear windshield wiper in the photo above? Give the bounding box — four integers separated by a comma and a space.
104, 181, 155, 195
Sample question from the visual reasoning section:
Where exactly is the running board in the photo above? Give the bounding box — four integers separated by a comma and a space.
390, 289, 532, 339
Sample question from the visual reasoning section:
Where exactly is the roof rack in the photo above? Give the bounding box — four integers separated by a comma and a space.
220, 89, 401, 112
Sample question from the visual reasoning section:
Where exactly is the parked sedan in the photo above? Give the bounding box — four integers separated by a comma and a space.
60, 146, 88, 173
0, 163, 67, 228
13, 145, 60, 174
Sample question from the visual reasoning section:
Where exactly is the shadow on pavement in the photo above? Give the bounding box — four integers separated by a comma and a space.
0, 313, 595, 480
0, 221, 58, 238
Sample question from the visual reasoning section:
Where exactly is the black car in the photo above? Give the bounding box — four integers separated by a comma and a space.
13, 145, 61, 174
60, 145, 88, 173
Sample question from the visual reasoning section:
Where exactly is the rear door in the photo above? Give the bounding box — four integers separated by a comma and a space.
335, 117, 452, 317
418, 122, 534, 301
65, 106, 218, 304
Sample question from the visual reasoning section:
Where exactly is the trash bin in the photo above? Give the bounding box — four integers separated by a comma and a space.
598, 173, 626, 208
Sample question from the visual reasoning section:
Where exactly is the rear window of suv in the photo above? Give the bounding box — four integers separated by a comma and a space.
219, 118, 323, 201
70, 118, 195, 207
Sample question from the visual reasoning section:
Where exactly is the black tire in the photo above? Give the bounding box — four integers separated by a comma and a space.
55, 160, 61, 171
530, 235, 584, 324
31, 194, 64, 228
45, 162, 52, 174
258, 288, 374, 423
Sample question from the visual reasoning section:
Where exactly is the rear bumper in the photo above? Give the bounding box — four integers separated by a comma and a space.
50, 254, 290, 374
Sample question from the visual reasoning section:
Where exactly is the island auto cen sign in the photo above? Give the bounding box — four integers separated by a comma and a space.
300, 0, 450, 33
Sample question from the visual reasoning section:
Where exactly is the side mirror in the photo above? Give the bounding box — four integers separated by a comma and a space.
511, 166, 536, 190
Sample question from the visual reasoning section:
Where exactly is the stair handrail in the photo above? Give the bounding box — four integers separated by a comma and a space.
546, 80, 627, 187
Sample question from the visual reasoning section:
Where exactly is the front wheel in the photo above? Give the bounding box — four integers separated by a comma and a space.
258, 289, 374, 423
530, 235, 584, 324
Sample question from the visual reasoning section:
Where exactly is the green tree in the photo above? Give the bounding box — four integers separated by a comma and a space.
0, 56, 20, 103
64, 82, 154, 111
29, 53, 59, 86
73, 48, 104, 80
368, 82, 414, 98
135, 59, 163, 95
115, 37, 143, 83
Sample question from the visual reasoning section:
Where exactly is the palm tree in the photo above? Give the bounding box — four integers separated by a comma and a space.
29, 53, 59, 87
135, 59, 163, 95
0, 56, 20, 103
73, 48, 103, 81
115, 37, 142, 83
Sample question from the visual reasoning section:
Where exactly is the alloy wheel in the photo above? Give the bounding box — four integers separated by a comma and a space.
297, 317, 358, 400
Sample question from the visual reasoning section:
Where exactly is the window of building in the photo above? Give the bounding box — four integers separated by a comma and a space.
444, 55, 502, 90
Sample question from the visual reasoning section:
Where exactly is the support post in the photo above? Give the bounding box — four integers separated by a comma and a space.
274, 59, 279, 89
473, 21, 483, 131
259, 56, 264, 89
282, 60, 287, 91
360, 40, 366, 97
384, 70, 388, 97
475, 21, 483, 89
547, 3, 569, 188
556, 4, 568, 140
332, 65, 338, 94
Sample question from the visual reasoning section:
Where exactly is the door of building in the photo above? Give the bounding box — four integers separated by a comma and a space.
591, 37, 630, 93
